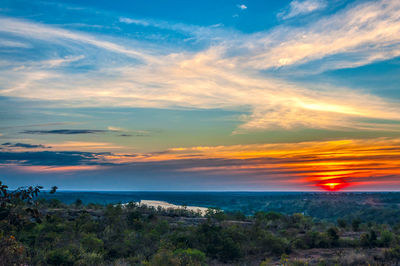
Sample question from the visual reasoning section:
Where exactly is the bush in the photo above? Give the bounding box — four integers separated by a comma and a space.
74, 252, 104, 266
174, 248, 206, 265
81, 233, 104, 253
352, 219, 361, 232
46, 249, 75, 266
0, 234, 27, 265
150, 249, 180, 266
380, 230, 393, 247
337, 218, 347, 228
385, 245, 400, 262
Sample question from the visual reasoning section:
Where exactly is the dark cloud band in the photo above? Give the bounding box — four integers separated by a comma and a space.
2, 142, 49, 149
21, 129, 108, 135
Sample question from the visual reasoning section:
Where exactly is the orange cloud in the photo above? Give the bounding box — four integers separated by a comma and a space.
4, 138, 400, 190
119, 137, 400, 191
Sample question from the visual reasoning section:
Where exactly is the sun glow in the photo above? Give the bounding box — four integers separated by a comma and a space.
316, 179, 349, 191
6, 138, 400, 191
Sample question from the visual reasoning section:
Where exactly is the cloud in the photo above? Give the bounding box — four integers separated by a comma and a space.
120, 137, 400, 190
3, 138, 400, 190
0, 16, 155, 62
107, 127, 150, 136
237, 4, 247, 10
0, 150, 108, 166
41, 55, 85, 68
1, 0, 400, 132
245, 0, 400, 69
47, 141, 123, 152
278, 0, 326, 20
2, 142, 49, 149
119, 17, 150, 27
0, 39, 31, 48
21, 129, 107, 135
118, 16, 227, 42
107, 126, 123, 132
5, 164, 104, 173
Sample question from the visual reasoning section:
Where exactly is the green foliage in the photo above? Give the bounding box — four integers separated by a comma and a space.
326, 227, 339, 244
385, 245, 400, 262
337, 218, 347, 228
75, 198, 83, 207
352, 218, 361, 231
360, 229, 378, 247
380, 229, 394, 247
46, 248, 75, 266
205, 207, 226, 221
196, 223, 242, 262
3, 180, 400, 265
74, 252, 104, 266
173, 248, 206, 265
81, 233, 104, 253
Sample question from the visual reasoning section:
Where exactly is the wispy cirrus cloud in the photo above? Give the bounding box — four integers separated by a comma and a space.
278, 0, 327, 20
0, 16, 155, 62
119, 17, 150, 27
0, 39, 31, 48
0, 0, 400, 133
246, 0, 400, 69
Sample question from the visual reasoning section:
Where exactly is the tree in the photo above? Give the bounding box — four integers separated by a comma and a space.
75, 198, 83, 207
337, 218, 347, 228
0, 180, 43, 226
50, 186, 58, 194
0, 181, 43, 207
81, 233, 104, 253
352, 218, 361, 232
380, 230, 393, 247
327, 227, 339, 247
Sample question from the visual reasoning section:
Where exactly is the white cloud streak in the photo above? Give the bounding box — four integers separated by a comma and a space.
0, 39, 31, 48
278, 0, 326, 20
244, 0, 400, 69
1, 0, 400, 132
0, 17, 156, 63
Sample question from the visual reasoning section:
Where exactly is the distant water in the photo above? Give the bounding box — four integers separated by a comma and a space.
39, 191, 400, 216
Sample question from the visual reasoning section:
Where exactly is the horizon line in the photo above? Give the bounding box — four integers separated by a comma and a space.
39, 189, 400, 193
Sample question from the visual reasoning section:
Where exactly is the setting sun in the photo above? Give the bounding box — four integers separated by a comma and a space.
316, 179, 349, 191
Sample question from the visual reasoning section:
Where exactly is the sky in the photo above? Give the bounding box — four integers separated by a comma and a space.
1, 0, 400, 191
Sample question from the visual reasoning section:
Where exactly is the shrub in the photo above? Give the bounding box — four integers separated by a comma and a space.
149, 249, 180, 266
81, 233, 104, 253
0, 234, 27, 265
337, 218, 347, 228
380, 230, 393, 247
74, 252, 104, 266
352, 219, 361, 232
46, 249, 75, 266
174, 248, 206, 265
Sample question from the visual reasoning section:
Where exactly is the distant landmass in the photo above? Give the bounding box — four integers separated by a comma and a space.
41, 191, 400, 224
